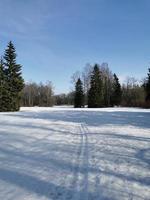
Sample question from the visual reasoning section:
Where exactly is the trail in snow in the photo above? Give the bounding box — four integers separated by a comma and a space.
72, 123, 89, 200
0, 107, 150, 200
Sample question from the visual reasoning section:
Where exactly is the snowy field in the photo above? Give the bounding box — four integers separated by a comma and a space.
0, 107, 150, 200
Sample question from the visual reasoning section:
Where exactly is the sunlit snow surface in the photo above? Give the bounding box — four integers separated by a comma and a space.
0, 107, 150, 200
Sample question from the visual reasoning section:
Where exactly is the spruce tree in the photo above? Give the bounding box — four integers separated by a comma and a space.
0, 58, 11, 111
0, 58, 4, 111
3, 41, 24, 111
88, 64, 103, 108
144, 68, 150, 102
74, 78, 84, 108
111, 73, 122, 106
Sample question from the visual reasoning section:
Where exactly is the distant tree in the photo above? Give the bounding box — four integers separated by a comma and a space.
21, 81, 54, 107
74, 78, 84, 108
120, 77, 145, 107
67, 91, 74, 105
55, 93, 68, 105
3, 41, 24, 111
144, 68, 150, 103
100, 63, 113, 106
38, 81, 54, 106
82, 64, 93, 105
88, 64, 103, 108
111, 73, 122, 106
145, 68, 150, 101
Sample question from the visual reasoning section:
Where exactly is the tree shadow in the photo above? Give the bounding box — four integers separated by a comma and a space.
0, 108, 150, 199
6, 109, 150, 129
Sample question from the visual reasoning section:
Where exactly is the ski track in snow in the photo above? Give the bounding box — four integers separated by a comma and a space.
0, 107, 150, 200
71, 123, 89, 200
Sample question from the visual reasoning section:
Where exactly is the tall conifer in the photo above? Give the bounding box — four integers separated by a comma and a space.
74, 78, 84, 108
3, 41, 24, 111
111, 73, 122, 106
88, 64, 103, 108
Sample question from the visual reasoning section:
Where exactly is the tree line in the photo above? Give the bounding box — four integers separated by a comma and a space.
73, 63, 150, 108
0, 41, 150, 111
21, 81, 54, 107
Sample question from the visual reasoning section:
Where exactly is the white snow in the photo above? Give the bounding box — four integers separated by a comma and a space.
0, 107, 150, 200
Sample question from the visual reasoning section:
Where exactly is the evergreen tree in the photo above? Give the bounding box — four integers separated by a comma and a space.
0, 58, 11, 111
74, 78, 84, 108
3, 41, 24, 111
88, 64, 103, 108
0, 58, 4, 111
103, 76, 112, 107
144, 68, 150, 102
111, 73, 122, 106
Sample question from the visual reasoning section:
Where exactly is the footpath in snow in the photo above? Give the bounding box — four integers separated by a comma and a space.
0, 107, 150, 200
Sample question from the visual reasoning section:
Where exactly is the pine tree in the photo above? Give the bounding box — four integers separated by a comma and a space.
74, 78, 84, 108
3, 41, 24, 111
88, 64, 103, 108
111, 73, 122, 106
144, 68, 150, 102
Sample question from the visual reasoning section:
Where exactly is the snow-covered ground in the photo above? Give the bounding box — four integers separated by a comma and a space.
0, 107, 150, 200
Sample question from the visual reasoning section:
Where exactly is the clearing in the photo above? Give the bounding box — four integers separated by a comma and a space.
0, 107, 150, 200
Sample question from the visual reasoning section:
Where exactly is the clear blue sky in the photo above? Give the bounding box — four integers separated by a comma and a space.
0, 0, 150, 93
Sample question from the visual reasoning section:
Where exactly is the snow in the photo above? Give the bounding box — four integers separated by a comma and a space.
0, 107, 150, 200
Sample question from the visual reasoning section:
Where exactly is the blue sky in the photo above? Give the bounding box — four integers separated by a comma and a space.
0, 0, 150, 93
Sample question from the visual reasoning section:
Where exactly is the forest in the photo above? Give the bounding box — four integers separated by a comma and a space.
0, 41, 150, 111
